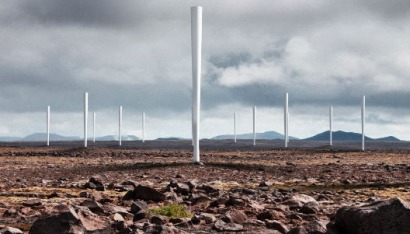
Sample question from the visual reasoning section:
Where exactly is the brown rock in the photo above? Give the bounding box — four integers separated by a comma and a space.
29, 206, 84, 234
130, 200, 148, 214
212, 219, 244, 232
0, 227, 23, 234
256, 211, 274, 221
334, 197, 410, 234
223, 209, 247, 224
265, 220, 289, 233
79, 200, 104, 214
122, 185, 165, 202
76, 206, 111, 232
22, 199, 42, 207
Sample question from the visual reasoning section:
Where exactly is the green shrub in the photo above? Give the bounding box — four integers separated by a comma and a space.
147, 204, 192, 219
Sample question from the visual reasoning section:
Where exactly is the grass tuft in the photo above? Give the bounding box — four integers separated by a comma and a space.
148, 203, 192, 219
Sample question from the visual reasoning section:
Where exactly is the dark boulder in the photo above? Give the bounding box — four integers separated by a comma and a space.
333, 197, 410, 234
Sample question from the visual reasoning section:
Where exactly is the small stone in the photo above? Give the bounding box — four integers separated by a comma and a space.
133, 211, 147, 221
256, 211, 273, 221
122, 185, 165, 202
212, 219, 244, 232
80, 200, 104, 214
113, 213, 125, 222
130, 200, 148, 214
259, 181, 272, 187
200, 213, 216, 224
47, 191, 59, 199
150, 215, 168, 225
0, 227, 23, 234
265, 220, 289, 233
22, 199, 42, 207
223, 209, 247, 224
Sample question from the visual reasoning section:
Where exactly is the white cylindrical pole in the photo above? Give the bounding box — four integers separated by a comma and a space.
329, 106, 333, 146
284, 93, 288, 147
119, 106, 122, 146
84, 92, 88, 148
93, 112, 96, 143
142, 112, 145, 143
47, 106, 50, 146
191, 6, 202, 163
234, 112, 237, 143
253, 106, 256, 146
287, 110, 290, 144
362, 96, 365, 151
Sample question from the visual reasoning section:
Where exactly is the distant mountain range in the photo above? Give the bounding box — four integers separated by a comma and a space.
155, 137, 186, 141
304, 131, 400, 142
0, 131, 401, 142
0, 133, 140, 142
212, 131, 298, 140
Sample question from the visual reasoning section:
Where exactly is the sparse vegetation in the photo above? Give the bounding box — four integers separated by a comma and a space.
148, 204, 192, 219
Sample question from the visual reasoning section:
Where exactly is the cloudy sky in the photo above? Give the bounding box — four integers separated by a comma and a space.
1, 0, 410, 140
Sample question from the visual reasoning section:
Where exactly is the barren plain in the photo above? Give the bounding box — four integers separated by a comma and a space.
0, 140, 409, 233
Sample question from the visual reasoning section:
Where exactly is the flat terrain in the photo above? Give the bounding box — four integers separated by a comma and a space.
0, 140, 409, 233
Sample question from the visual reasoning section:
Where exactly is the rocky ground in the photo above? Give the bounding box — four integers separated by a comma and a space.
0, 141, 409, 233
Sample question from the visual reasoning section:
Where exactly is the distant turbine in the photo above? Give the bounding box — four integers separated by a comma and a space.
253, 106, 256, 146
119, 106, 122, 146
362, 96, 365, 151
93, 112, 96, 143
234, 112, 237, 143
284, 93, 289, 147
191, 6, 202, 163
46, 106, 50, 146
329, 106, 333, 146
84, 92, 88, 148
142, 112, 146, 143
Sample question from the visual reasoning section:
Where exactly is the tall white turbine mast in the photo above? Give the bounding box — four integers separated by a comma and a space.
329, 106, 333, 146
234, 112, 237, 143
84, 92, 88, 148
361, 96, 365, 151
253, 106, 256, 146
46, 106, 50, 146
142, 112, 146, 143
191, 6, 202, 164
284, 93, 289, 147
119, 106, 122, 146
93, 112, 96, 143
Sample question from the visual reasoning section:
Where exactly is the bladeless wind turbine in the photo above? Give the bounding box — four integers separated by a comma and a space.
142, 112, 145, 143
361, 95, 365, 151
119, 106, 122, 146
84, 92, 88, 148
253, 106, 256, 146
284, 93, 289, 147
329, 106, 333, 146
93, 112, 96, 143
234, 112, 237, 143
46, 106, 50, 146
191, 6, 202, 164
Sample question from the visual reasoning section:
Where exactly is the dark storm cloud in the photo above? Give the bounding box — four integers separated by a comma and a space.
0, 0, 409, 138
3, 1, 146, 28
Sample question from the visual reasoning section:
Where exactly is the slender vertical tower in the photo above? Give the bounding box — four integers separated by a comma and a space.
362, 96, 365, 151
284, 93, 289, 147
119, 106, 122, 146
234, 112, 237, 143
84, 92, 88, 148
46, 106, 50, 146
253, 106, 256, 146
287, 110, 290, 144
142, 112, 146, 143
93, 112, 96, 143
329, 106, 333, 146
191, 6, 202, 163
